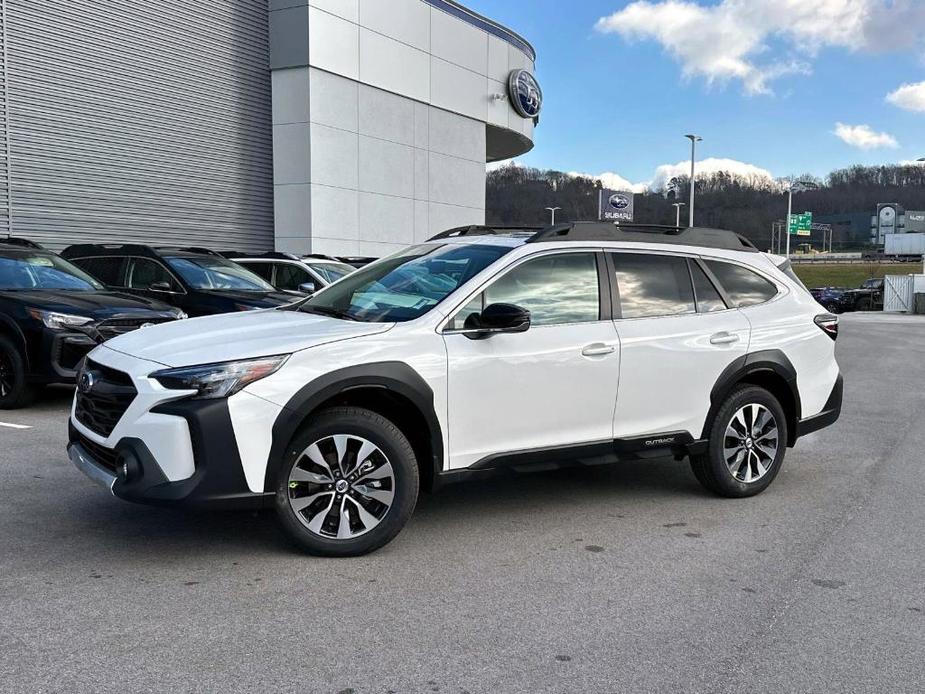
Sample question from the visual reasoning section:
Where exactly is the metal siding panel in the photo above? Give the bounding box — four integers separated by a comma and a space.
5, 0, 273, 251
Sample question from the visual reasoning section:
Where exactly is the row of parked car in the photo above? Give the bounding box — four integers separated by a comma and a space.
0, 237, 365, 408
809, 277, 884, 314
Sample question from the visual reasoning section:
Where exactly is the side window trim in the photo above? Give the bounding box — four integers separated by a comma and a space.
690, 258, 732, 312
595, 251, 613, 321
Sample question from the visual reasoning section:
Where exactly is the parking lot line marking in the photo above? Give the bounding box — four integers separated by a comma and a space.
0, 422, 32, 430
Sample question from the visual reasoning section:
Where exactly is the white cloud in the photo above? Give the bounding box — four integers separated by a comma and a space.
568, 170, 649, 193
595, 1, 923, 95
886, 81, 925, 113
833, 122, 899, 150
570, 158, 774, 193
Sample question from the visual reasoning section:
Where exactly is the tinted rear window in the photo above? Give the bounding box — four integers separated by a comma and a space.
705, 261, 778, 307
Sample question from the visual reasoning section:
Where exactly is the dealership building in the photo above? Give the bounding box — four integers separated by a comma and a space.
0, 0, 539, 255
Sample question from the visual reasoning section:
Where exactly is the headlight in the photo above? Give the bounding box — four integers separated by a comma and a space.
27, 309, 94, 330
150, 355, 289, 399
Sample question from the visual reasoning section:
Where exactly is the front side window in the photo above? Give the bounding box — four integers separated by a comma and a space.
447, 252, 601, 329
0, 252, 103, 291
299, 243, 514, 323
73, 256, 125, 286
128, 258, 178, 290
274, 263, 313, 290
306, 261, 354, 284
705, 260, 779, 308
612, 253, 695, 319
165, 256, 276, 292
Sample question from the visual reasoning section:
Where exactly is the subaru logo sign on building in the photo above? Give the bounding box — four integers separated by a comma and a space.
599, 189, 635, 222
508, 69, 542, 119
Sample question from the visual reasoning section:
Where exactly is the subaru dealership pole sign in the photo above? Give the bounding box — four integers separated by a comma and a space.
599, 189, 634, 222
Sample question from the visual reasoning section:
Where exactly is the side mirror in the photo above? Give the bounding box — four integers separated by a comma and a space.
148, 281, 174, 293
455, 303, 531, 339
298, 281, 317, 295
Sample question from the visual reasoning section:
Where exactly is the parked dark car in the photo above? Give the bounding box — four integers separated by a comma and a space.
811, 278, 884, 313
809, 286, 853, 314
0, 242, 183, 408
60, 245, 300, 317
843, 277, 884, 311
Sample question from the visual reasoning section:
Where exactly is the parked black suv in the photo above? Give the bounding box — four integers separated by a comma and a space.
61, 245, 298, 316
0, 242, 183, 408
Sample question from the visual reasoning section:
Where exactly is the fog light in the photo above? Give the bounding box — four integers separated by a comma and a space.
116, 453, 142, 483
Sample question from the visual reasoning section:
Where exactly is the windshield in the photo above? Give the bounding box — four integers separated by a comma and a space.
165, 256, 276, 291
0, 252, 104, 291
298, 243, 514, 322
306, 261, 354, 284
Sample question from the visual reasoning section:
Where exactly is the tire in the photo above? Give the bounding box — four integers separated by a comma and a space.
0, 336, 36, 409
856, 297, 872, 311
690, 385, 787, 498
274, 406, 419, 557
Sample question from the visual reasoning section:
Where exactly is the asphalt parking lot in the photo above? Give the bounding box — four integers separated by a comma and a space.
1, 313, 923, 694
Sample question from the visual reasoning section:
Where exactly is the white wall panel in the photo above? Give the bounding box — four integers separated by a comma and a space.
310, 184, 359, 240
359, 28, 430, 103
272, 67, 310, 125
430, 57, 486, 122
430, 5, 487, 75
358, 136, 414, 198
310, 123, 358, 189
308, 6, 359, 80
358, 84, 415, 146
309, 68, 358, 131
359, 0, 430, 52
428, 152, 484, 209
358, 192, 414, 243
428, 107, 484, 162
308, 0, 358, 23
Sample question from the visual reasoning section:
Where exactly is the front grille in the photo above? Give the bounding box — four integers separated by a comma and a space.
74, 360, 137, 437
96, 317, 174, 342
73, 430, 120, 472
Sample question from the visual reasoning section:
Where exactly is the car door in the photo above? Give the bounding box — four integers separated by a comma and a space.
609, 252, 750, 441
442, 250, 620, 470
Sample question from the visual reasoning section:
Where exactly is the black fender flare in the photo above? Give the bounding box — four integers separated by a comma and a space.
703, 349, 801, 443
262, 361, 444, 492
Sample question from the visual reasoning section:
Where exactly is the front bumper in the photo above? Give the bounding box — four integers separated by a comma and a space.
68, 405, 269, 510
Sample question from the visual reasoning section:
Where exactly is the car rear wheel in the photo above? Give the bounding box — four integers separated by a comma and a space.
0, 337, 35, 409
274, 406, 419, 557
690, 385, 787, 498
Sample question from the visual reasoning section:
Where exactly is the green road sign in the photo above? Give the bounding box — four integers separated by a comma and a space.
789, 211, 813, 236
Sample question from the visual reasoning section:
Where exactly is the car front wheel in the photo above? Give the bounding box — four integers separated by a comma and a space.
690, 385, 787, 498
0, 337, 35, 409
274, 406, 419, 557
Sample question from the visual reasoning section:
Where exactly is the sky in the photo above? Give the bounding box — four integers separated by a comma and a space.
465, 0, 925, 191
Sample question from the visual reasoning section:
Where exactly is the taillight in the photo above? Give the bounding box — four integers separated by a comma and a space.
814, 313, 838, 341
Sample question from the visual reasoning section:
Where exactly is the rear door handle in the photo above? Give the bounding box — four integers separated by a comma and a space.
581, 343, 616, 357
709, 332, 740, 345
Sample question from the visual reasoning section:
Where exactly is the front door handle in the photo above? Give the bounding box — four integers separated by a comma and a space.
581, 343, 616, 357
709, 332, 740, 345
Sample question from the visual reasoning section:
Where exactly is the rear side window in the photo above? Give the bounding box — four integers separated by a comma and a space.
611, 253, 695, 319
72, 256, 125, 286
705, 261, 778, 307
241, 262, 274, 282
274, 262, 312, 290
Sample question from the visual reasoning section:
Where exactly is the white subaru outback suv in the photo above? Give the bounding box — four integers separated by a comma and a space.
68, 223, 842, 556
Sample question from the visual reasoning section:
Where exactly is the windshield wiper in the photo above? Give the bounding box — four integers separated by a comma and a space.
300, 305, 359, 321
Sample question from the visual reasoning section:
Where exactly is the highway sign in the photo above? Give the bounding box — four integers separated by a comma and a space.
789, 211, 813, 236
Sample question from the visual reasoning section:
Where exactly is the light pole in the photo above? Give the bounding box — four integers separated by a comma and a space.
545, 206, 561, 225
784, 179, 818, 257
685, 134, 702, 227
672, 202, 686, 226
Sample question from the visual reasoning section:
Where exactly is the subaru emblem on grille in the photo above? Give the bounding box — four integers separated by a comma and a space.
78, 370, 97, 394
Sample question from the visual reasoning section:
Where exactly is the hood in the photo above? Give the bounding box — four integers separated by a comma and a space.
102, 309, 393, 367
0, 289, 176, 317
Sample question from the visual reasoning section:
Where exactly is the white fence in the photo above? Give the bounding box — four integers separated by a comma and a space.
883, 274, 924, 312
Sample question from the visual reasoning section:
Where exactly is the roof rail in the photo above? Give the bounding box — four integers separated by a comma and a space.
527, 221, 759, 252
60, 243, 159, 259
428, 224, 544, 241
221, 250, 300, 261
0, 236, 44, 249
156, 246, 223, 257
